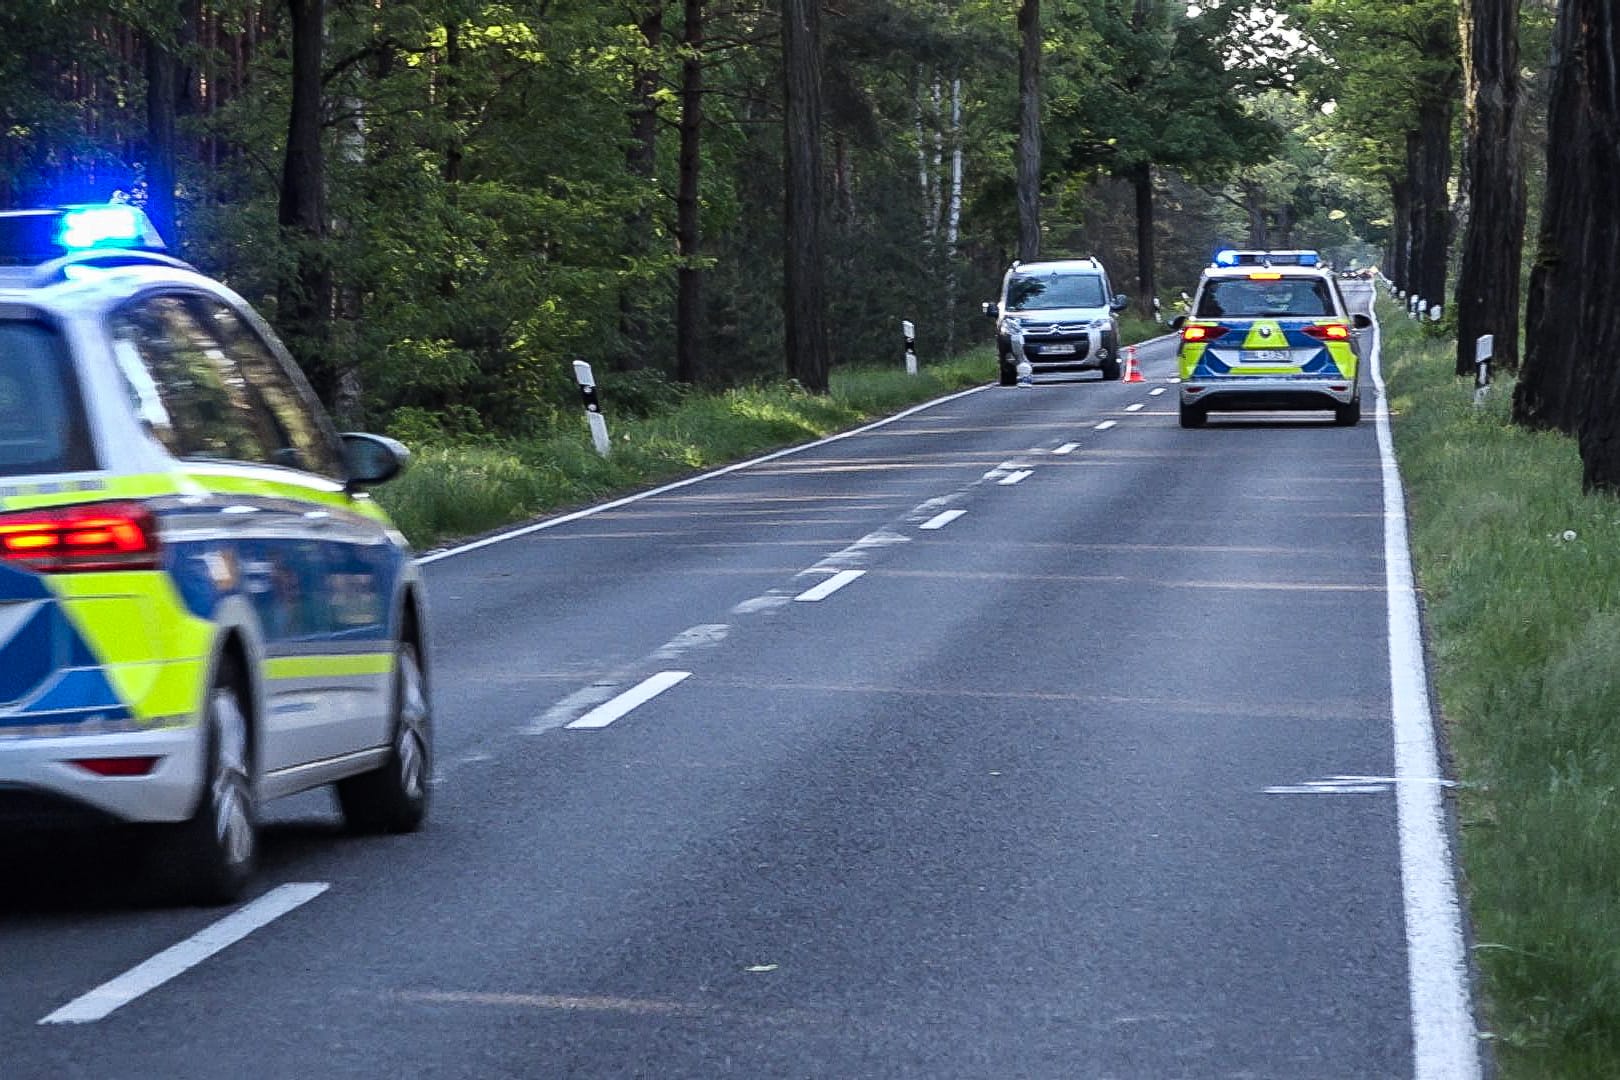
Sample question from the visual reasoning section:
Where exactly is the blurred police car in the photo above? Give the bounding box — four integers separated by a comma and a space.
0, 204, 429, 903
1172, 249, 1371, 428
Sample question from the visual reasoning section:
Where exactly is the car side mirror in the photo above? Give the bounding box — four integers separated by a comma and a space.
1353, 313, 1372, 329
981, 301, 999, 319
1170, 315, 1187, 330
342, 432, 410, 490
1110, 293, 1129, 313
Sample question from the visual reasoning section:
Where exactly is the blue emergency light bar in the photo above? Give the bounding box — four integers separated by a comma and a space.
0, 204, 165, 266
1212, 249, 1320, 268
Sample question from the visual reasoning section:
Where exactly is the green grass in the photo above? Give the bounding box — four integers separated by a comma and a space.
1383, 307, 1620, 1076
375, 349, 996, 547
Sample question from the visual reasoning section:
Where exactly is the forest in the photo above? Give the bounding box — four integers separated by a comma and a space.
0, 0, 1491, 442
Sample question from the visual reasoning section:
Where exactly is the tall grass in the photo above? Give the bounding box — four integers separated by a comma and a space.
376, 350, 996, 547
1384, 307, 1620, 1076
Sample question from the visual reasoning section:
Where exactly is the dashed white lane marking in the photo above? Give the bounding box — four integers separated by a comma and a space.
1150, 388, 1167, 397
1371, 311, 1481, 1077
39, 883, 330, 1025
567, 671, 692, 730
998, 470, 1033, 486
1125, 403, 1145, 413
919, 509, 966, 531
1053, 443, 1080, 455
1095, 420, 1117, 431
419, 385, 991, 564
794, 569, 865, 602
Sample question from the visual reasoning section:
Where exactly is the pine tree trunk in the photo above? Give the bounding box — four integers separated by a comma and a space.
1388, 176, 1410, 291
1454, 0, 1525, 377
144, 26, 178, 246
1015, 0, 1040, 262
1516, 0, 1620, 491
675, 0, 703, 383
277, 0, 334, 404
1133, 162, 1155, 317
782, 0, 830, 392
619, 0, 664, 366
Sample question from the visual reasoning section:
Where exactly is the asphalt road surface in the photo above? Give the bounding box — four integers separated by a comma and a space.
2, 284, 1481, 1078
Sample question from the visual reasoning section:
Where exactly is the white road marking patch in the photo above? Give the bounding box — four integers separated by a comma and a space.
794, 569, 866, 602
1150, 387, 1167, 397
998, 470, 1033, 486
1125, 403, 1145, 413
1372, 312, 1482, 1077
919, 509, 966, 531
803, 528, 908, 573
1053, 443, 1080, 455
1095, 420, 1117, 431
1266, 778, 1391, 795
39, 883, 329, 1025
651, 624, 729, 661
566, 671, 692, 730
731, 594, 792, 615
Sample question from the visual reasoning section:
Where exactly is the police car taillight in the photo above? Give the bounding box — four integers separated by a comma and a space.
0, 501, 160, 573
1182, 323, 1228, 343
1302, 324, 1352, 341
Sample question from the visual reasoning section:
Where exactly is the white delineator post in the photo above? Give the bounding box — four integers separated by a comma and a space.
572, 360, 611, 457
902, 319, 918, 376
1474, 334, 1493, 406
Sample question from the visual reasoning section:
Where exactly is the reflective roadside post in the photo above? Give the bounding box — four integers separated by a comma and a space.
902, 319, 918, 376
1474, 334, 1493, 406
572, 360, 611, 457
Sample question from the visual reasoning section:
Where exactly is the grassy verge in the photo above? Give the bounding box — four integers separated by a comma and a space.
1383, 305, 1620, 1076
376, 349, 996, 548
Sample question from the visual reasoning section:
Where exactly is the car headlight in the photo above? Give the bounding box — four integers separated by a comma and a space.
1089, 318, 1109, 330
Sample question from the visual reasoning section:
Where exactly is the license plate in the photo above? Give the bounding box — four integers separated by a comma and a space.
1040, 344, 1076, 355
1239, 349, 1289, 365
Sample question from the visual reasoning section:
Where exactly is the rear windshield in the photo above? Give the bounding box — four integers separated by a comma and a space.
1196, 277, 1335, 318
0, 319, 96, 477
1006, 272, 1106, 311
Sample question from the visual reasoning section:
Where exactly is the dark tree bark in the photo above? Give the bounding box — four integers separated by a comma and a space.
1454, 0, 1525, 377
1515, 0, 1620, 491
1413, 94, 1456, 310
1015, 0, 1040, 262
782, 0, 831, 392
1388, 175, 1411, 292
144, 28, 178, 246
277, 0, 335, 404
619, 0, 664, 366
1132, 162, 1155, 316
674, 0, 703, 384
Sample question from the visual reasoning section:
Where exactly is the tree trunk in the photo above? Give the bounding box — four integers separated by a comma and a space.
1133, 162, 1155, 316
782, 0, 830, 392
1403, 132, 1425, 299
1515, 0, 1620, 485
619, 0, 664, 365
1414, 95, 1456, 311
277, 0, 335, 404
1454, 0, 1525, 377
144, 26, 178, 246
1388, 175, 1411, 292
1015, 0, 1040, 262
674, 0, 703, 384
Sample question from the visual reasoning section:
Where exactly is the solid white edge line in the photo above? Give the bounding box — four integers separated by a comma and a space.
1371, 312, 1481, 1078
39, 882, 330, 1025
997, 469, 1032, 486
918, 509, 966, 531
418, 384, 992, 565
794, 569, 865, 602
566, 671, 692, 730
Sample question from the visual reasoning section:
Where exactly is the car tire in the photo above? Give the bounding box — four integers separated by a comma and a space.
998, 356, 1018, 387
1100, 355, 1121, 380
1179, 401, 1207, 428
1334, 397, 1362, 426
336, 640, 430, 835
159, 656, 256, 905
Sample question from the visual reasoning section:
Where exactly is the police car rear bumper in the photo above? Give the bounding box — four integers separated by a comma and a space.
1182, 376, 1357, 411
0, 725, 204, 826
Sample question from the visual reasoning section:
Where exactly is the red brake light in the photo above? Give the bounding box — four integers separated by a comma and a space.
71, 756, 161, 777
1181, 323, 1226, 343
1302, 323, 1352, 341
0, 501, 160, 573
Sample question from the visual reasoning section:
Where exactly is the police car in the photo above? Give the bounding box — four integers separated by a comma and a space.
0, 204, 429, 903
1172, 249, 1371, 427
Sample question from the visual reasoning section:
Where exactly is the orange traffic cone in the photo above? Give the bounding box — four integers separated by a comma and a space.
1123, 345, 1144, 383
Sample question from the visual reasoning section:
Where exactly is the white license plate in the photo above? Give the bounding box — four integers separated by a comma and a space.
1239, 349, 1290, 365
1040, 344, 1077, 355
